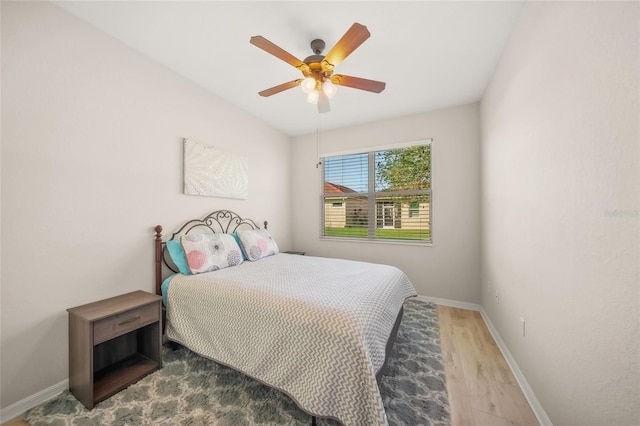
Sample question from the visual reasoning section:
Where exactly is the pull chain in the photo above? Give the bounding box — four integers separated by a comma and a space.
316, 113, 323, 168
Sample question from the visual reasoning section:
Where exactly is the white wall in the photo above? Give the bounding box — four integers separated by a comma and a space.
480, 2, 639, 425
0, 2, 3, 411
1, 1, 291, 409
291, 103, 481, 303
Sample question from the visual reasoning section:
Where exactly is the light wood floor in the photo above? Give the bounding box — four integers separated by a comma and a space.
2, 305, 538, 426
438, 305, 539, 425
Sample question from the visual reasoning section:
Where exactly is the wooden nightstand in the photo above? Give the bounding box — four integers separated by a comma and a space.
68, 290, 162, 409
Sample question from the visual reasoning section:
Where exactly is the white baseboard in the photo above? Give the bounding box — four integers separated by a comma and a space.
0, 379, 68, 423
478, 308, 552, 426
416, 294, 481, 311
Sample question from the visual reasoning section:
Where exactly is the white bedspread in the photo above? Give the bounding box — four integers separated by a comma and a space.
165, 253, 417, 425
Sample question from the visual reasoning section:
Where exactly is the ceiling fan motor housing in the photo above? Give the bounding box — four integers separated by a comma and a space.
310, 39, 325, 55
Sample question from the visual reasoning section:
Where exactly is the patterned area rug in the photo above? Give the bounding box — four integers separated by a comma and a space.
25, 299, 450, 425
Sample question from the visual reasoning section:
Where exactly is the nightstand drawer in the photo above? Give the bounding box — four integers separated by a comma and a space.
93, 303, 159, 345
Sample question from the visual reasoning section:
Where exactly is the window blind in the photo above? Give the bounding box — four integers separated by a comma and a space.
322, 143, 432, 243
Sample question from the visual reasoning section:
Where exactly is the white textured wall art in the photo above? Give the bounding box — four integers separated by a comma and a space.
183, 138, 248, 199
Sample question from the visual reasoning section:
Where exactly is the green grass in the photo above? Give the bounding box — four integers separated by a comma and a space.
324, 227, 430, 241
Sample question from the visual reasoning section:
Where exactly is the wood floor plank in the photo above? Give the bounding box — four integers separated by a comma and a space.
438, 306, 476, 425
0, 418, 29, 426
438, 305, 539, 425
473, 408, 519, 426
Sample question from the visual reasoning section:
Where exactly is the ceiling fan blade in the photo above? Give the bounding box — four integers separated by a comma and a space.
317, 91, 330, 114
250, 36, 310, 74
322, 23, 370, 71
331, 74, 386, 93
258, 79, 302, 97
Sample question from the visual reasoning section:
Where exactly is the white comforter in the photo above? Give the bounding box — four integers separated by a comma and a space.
165, 253, 417, 425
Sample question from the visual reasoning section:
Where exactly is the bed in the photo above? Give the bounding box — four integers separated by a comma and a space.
154, 210, 417, 425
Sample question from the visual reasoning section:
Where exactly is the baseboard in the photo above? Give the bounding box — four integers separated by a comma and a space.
0, 379, 68, 423
479, 307, 553, 426
416, 294, 481, 311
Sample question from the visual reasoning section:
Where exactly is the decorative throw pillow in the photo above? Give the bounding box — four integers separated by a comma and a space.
180, 233, 244, 274
166, 240, 191, 275
231, 232, 249, 261
237, 229, 279, 261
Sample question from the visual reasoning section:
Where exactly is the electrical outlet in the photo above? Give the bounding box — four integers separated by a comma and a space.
520, 317, 526, 337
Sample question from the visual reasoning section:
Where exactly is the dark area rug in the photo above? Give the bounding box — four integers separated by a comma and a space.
25, 299, 450, 425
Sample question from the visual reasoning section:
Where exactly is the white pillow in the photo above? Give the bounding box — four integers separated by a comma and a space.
237, 229, 279, 261
180, 233, 244, 274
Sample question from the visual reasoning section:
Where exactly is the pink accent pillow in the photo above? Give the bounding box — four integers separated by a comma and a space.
237, 229, 279, 261
180, 233, 244, 274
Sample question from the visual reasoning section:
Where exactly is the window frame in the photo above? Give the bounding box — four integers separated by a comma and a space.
320, 139, 432, 245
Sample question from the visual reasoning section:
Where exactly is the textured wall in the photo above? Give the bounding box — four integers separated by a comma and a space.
481, 2, 639, 424
1, 1, 291, 409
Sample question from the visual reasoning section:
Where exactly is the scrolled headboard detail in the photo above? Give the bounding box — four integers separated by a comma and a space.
154, 210, 267, 295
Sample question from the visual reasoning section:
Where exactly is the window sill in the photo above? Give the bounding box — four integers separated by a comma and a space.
319, 236, 433, 247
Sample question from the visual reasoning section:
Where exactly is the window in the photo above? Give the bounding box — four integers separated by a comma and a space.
409, 202, 420, 218
322, 142, 431, 243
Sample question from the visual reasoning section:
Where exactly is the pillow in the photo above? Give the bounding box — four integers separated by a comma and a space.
231, 232, 249, 261
161, 274, 176, 307
166, 240, 191, 275
237, 229, 279, 261
180, 233, 244, 274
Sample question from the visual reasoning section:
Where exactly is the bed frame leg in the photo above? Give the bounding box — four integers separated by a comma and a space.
311, 416, 317, 425
154, 225, 163, 296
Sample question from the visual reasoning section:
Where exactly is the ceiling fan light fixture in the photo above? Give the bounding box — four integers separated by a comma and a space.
300, 77, 317, 94
322, 80, 338, 99
306, 90, 319, 104
317, 90, 331, 114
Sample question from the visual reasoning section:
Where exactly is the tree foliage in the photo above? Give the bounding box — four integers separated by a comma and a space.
375, 145, 431, 191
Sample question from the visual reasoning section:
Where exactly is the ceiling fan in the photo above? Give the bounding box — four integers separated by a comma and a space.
250, 23, 386, 114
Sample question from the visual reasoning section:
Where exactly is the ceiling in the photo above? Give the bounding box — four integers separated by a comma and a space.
53, 1, 524, 137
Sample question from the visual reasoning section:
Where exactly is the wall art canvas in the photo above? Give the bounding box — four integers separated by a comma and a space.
183, 138, 248, 199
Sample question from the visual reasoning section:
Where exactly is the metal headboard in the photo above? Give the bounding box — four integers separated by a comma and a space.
154, 210, 267, 295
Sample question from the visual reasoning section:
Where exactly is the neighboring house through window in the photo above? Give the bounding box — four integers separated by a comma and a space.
409, 202, 420, 218
322, 140, 432, 243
